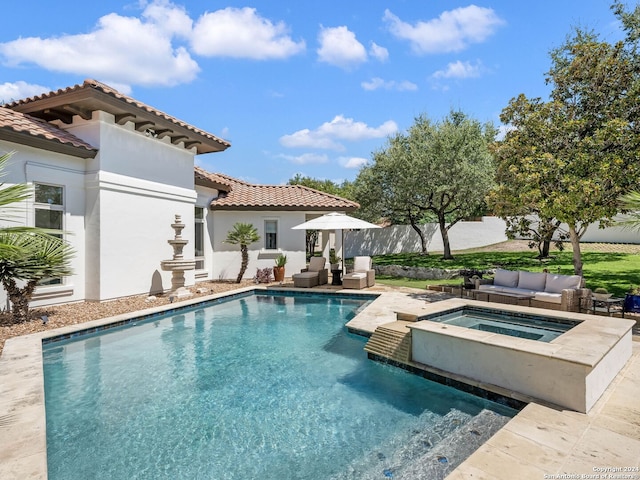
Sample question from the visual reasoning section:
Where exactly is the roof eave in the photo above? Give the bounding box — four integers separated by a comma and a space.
0, 128, 97, 159
7, 81, 230, 155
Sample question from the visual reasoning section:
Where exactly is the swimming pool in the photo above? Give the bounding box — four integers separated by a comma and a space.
43, 291, 516, 479
422, 306, 576, 342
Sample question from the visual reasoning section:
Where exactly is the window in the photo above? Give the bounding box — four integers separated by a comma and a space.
34, 183, 64, 285
264, 219, 278, 250
194, 206, 205, 270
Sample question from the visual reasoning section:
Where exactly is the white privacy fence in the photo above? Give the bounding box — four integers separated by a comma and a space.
344, 216, 640, 258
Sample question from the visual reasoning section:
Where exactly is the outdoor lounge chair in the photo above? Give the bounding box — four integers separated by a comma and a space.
292, 257, 328, 288
343, 256, 375, 290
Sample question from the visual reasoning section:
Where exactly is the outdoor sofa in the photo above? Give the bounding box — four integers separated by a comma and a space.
292, 256, 329, 288
474, 268, 590, 312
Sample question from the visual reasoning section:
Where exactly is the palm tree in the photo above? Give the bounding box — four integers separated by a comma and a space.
0, 152, 75, 322
0, 152, 34, 258
0, 232, 74, 321
224, 223, 260, 283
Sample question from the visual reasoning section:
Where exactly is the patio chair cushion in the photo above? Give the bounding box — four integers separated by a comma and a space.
478, 284, 537, 296
308, 256, 326, 272
493, 269, 519, 288
352, 256, 371, 272
293, 272, 319, 288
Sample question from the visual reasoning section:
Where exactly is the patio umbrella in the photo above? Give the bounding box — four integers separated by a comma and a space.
292, 212, 380, 271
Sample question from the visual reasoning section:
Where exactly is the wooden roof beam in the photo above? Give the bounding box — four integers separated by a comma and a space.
135, 120, 155, 131
115, 113, 136, 124
170, 135, 188, 144
43, 108, 73, 124
61, 104, 92, 120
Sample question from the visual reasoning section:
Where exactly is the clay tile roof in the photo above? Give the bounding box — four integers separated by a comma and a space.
4, 79, 230, 155
195, 168, 359, 212
0, 107, 97, 158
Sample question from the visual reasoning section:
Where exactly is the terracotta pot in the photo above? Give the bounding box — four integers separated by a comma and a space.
273, 266, 285, 282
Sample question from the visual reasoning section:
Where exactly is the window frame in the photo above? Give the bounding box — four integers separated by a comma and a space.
33, 182, 65, 286
194, 206, 206, 271
264, 219, 278, 250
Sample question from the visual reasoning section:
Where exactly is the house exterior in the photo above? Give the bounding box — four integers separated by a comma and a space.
0, 79, 358, 308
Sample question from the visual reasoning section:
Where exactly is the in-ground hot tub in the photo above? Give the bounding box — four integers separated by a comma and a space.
424, 306, 577, 342
408, 298, 634, 413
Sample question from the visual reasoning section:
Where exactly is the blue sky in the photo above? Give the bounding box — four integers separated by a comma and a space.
0, 0, 623, 185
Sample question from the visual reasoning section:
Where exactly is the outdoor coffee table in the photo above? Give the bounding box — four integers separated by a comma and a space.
473, 290, 535, 306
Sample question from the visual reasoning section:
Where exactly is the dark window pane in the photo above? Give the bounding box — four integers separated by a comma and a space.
195, 206, 204, 220
266, 232, 277, 250
195, 222, 204, 257
265, 220, 277, 249
35, 209, 63, 230
35, 184, 63, 205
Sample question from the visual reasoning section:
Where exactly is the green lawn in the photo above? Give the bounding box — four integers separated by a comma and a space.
372, 246, 640, 297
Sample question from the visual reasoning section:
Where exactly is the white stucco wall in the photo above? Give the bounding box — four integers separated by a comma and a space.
209, 211, 308, 281
1, 110, 204, 306
345, 216, 508, 257
80, 112, 198, 300
0, 141, 88, 308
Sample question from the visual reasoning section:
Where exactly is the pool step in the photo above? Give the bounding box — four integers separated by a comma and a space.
364, 321, 413, 363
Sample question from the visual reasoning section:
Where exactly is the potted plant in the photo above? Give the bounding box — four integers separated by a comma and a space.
624, 286, 640, 314
593, 287, 612, 301
273, 254, 287, 283
329, 249, 341, 271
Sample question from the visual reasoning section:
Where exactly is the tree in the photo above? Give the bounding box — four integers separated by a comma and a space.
354, 111, 496, 259
353, 133, 433, 254
0, 232, 74, 322
0, 152, 74, 322
489, 4, 640, 276
287, 174, 354, 200
224, 223, 260, 283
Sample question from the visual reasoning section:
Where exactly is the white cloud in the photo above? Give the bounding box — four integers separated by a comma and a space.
432, 60, 483, 79
383, 6, 504, 54
280, 115, 398, 151
141, 0, 193, 38
317, 26, 367, 69
191, 7, 305, 59
369, 42, 389, 62
339, 156, 368, 169
278, 153, 330, 165
0, 81, 50, 103
361, 77, 417, 91
0, 1, 199, 88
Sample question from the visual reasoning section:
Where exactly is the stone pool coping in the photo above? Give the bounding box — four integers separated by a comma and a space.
1, 287, 639, 479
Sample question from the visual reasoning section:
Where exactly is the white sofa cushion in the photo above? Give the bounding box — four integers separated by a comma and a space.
517, 271, 547, 291
544, 273, 582, 293
477, 284, 537, 296
534, 292, 562, 304
493, 269, 519, 288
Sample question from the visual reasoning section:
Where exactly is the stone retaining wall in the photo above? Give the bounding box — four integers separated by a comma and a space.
374, 265, 460, 280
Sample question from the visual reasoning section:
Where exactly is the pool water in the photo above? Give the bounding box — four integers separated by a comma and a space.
43, 292, 516, 480
427, 307, 576, 342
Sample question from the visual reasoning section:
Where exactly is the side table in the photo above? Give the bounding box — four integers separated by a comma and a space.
331, 269, 342, 286
581, 296, 624, 316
